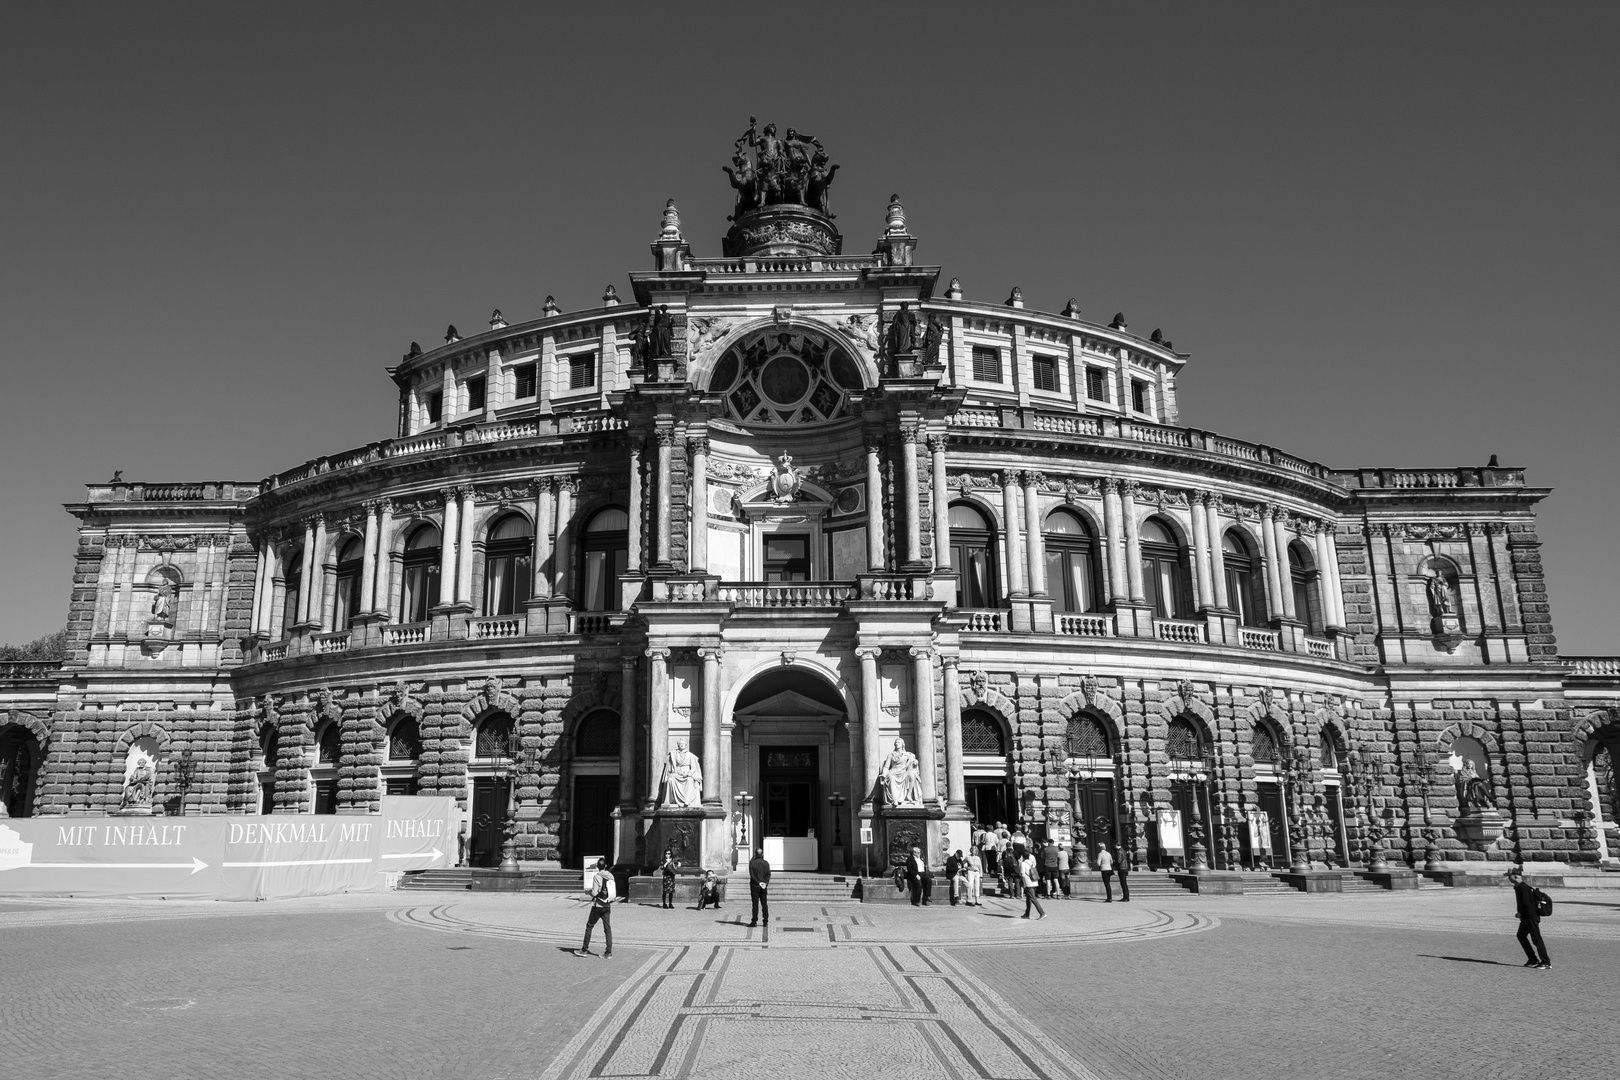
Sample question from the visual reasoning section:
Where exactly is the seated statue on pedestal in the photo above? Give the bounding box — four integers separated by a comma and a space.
879, 737, 924, 808
663, 739, 703, 809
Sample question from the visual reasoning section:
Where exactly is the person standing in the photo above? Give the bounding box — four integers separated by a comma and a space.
748, 846, 771, 927
1057, 840, 1071, 899
980, 826, 1001, 894
659, 848, 679, 910
945, 849, 963, 905
1114, 842, 1131, 902
574, 857, 615, 958
1097, 843, 1116, 902
1019, 847, 1046, 919
964, 846, 983, 906
905, 845, 934, 906
1041, 839, 1062, 898
1508, 867, 1551, 969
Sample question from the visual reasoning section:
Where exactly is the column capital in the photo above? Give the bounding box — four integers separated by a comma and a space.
620, 654, 639, 673
644, 646, 671, 662
865, 439, 885, 457
299, 515, 320, 533
361, 498, 385, 514
1191, 489, 1211, 508
938, 652, 960, 670
698, 646, 724, 662
557, 476, 580, 495
1101, 476, 1120, 495
995, 470, 1017, 490
654, 428, 679, 447
926, 433, 948, 455
687, 435, 710, 456
854, 646, 882, 662
900, 423, 922, 444
1020, 469, 1045, 488
1119, 479, 1141, 500
909, 644, 934, 662
1261, 502, 1280, 520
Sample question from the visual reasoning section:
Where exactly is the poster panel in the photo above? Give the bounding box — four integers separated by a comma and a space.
0, 817, 225, 899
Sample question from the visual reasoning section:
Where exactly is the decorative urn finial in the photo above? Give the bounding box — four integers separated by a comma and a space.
603, 284, 620, 306
1061, 299, 1080, 318
1006, 287, 1024, 309
1109, 312, 1128, 330
489, 309, 506, 329
659, 199, 683, 241
542, 296, 561, 317
885, 194, 907, 236
947, 278, 963, 300
445, 324, 460, 343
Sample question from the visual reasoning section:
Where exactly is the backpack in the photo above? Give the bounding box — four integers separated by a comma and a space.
1533, 888, 1552, 917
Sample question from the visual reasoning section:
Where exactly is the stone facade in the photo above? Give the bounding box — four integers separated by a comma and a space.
3, 155, 1618, 878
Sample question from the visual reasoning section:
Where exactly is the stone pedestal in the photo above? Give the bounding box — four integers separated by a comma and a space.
645, 807, 727, 873
1274, 870, 1343, 893
875, 805, 946, 870
1170, 870, 1244, 894
1453, 809, 1507, 850
1354, 869, 1420, 890
469, 869, 529, 892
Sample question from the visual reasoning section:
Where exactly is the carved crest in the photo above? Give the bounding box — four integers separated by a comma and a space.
1174, 680, 1196, 707
1080, 675, 1099, 708
769, 451, 802, 502
380, 680, 425, 714
1258, 686, 1276, 712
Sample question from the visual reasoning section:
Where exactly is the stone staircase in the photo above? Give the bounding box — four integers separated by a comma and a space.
397, 868, 585, 893
728, 871, 858, 902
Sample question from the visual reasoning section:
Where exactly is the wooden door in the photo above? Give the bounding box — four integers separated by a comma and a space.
1071, 779, 1116, 868
470, 778, 510, 868
571, 776, 618, 866
1257, 783, 1288, 867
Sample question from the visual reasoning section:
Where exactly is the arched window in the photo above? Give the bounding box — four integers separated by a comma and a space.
1139, 518, 1187, 620
280, 546, 303, 635
484, 514, 534, 616
384, 715, 421, 796
312, 723, 341, 813
332, 536, 364, 631
475, 715, 515, 761
1044, 509, 1100, 614
1251, 725, 1278, 764
1289, 541, 1323, 634
0, 728, 41, 818
949, 503, 999, 609
961, 710, 1007, 755
1166, 717, 1202, 763
1319, 728, 1341, 771
580, 508, 629, 612
574, 710, 621, 757
1222, 530, 1266, 627
1065, 715, 1111, 759
400, 525, 441, 624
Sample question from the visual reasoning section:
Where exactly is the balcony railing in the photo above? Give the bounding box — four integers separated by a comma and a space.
1305, 636, 1334, 659
316, 631, 350, 653
856, 575, 923, 601
1567, 657, 1620, 677
962, 609, 1004, 632
1239, 627, 1280, 651
470, 616, 524, 640
569, 613, 617, 635
262, 643, 288, 662
1057, 613, 1113, 638
0, 660, 63, 682
714, 582, 858, 608
382, 623, 430, 647
1154, 618, 1206, 644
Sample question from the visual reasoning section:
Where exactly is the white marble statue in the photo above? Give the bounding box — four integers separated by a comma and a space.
879, 736, 924, 808
663, 739, 703, 808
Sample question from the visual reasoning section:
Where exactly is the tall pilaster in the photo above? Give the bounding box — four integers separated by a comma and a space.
857, 647, 882, 812
1272, 508, 1297, 620
437, 494, 458, 608
532, 480, 554, 599
1206, 495, 1229, 610
1122, 483, 1144, 604
1000, 473, 1026, 597
1260, 504, 1285, 620
455, 487, 476, 606
1102, 479, 1128, 604
1190, 492, 1214, 610
619, 655, 638, 808
371, 500, 394, 615
655, 429, 675, 566
901, 425, 922, 566
359, 501, 380, 621
911, 646, 938, 803
689, 436, 709, 573
645, 647, 670, 810
865, 439, 885, 570
700, 646, 723, 805
930, 435, 950, 570
627, 441, 644, 572
1022, 470, 1046, 596
941, 654, 966, 811
553, 478, 576, 600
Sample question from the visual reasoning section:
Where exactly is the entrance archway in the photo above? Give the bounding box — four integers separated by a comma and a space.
729, 668, 852, 872
0, 727, 41, 817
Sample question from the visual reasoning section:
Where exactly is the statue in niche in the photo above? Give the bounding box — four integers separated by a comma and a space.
885, 303, 919, 358
662, 739, 703, 808
879, 737, 924, 808
647, 305, 676, 361
1425, 573, 1456, 618
1456, 760, 1495, 814
120, 754, 156, 812
920, 314, 945, 365
149, 575, 179, 626
629, 318, 651, 368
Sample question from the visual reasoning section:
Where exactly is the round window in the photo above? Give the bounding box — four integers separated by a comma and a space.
760, 356, 811, 405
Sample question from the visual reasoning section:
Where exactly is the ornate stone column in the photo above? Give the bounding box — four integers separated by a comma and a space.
1102, 478, 1128, 604
865, 440, 885, 570
619, 655, 638, 808
645, 647, 670, 810
251, 539, 272, 636
689, 436, 709, 573
857, 647, 882, 811
1000, 473, 1026, 597
1323, 527, 1346, 628
532, 479, 553, 599
1022, 470, 1046, 596
1314, 523, 1340, 628
941, 654, 966, 811
1260, 504, 1285, 619
455, 487, 476, 606
700, 646, 723, 806
553, 478, 576, 599
1122, 482, 1144, 604
627, 441, 644, 572
901, 425, 922, 566
654, 429, 675, 566
1190, 492, 1214, 610
316, 515, 335, 631
303, 517, 326, 626
437, 493, 458, 608
1272, 509, 1297, 620
1206, 495, 1229, 610
371, 500, 394, 615
911, 646, 938, 803
930, 435, 951, 570
359, 501, 380, 620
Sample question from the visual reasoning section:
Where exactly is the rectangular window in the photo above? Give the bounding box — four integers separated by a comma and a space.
426, 391, 443, 425
1131, 378, 1151, 414
763, 534, 810, 581
1086, 366, 1110, 402
971, 346, 1002, 383
1032, 354, 1059, 392
569, 352, 596, 390
466, 375, 486, 413
513, 362, 537, 399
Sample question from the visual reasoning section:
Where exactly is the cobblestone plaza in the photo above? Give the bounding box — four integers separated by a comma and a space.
2, 887, 1615, 1079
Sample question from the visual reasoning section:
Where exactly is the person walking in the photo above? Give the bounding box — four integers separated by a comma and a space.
1057, 840, 1072, 899
1508, 867, 1551, 969
1114, 842, 1131, 902
659, 848, 679, 910
1019, 847, 1046, 919
1097, 843, 1116, 902
574, 857, 615, 958
748, 846, 771, 927
1041, 839, 1062, 898
964, 846, 983, 906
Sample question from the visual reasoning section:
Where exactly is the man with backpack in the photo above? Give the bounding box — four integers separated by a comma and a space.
1508, 866, 1551, 969
574, 856, 615, 959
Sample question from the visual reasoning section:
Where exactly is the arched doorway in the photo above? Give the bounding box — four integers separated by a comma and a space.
467, 714, 514, 868
1062, 713, 1116, 869
961, 708, 1013, 830
1161, 716, 1215, 870
728, 668, 852, 872
569, 709, 621, 866
1585, 725, 1619, 863
0, 727, 41, 817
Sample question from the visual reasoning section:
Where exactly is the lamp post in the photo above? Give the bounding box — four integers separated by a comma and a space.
828, 790, 846, 845
1410, 752, 1443, 871
174, 749, 197, 817
735, 789, 754, 862
1184, 751, 1211, 872
499, 729, 541, 874
1345, 750, 1388, 872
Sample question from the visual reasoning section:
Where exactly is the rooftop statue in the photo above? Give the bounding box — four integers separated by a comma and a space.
724, 116, 839, 221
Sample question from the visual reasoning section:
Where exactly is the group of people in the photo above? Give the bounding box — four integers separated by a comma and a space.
657, 847, 724, 911
893, 822, 1133, 918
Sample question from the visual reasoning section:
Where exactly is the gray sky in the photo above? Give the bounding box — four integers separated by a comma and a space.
2, 3, 1615, 651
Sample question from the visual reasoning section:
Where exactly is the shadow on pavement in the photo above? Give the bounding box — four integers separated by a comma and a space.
1419, 954, 1515, 966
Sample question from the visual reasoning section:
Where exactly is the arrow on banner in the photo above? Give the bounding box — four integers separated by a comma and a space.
380, 848, 445, 862
221, 857, 374, 868
26, 858, 210, 874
